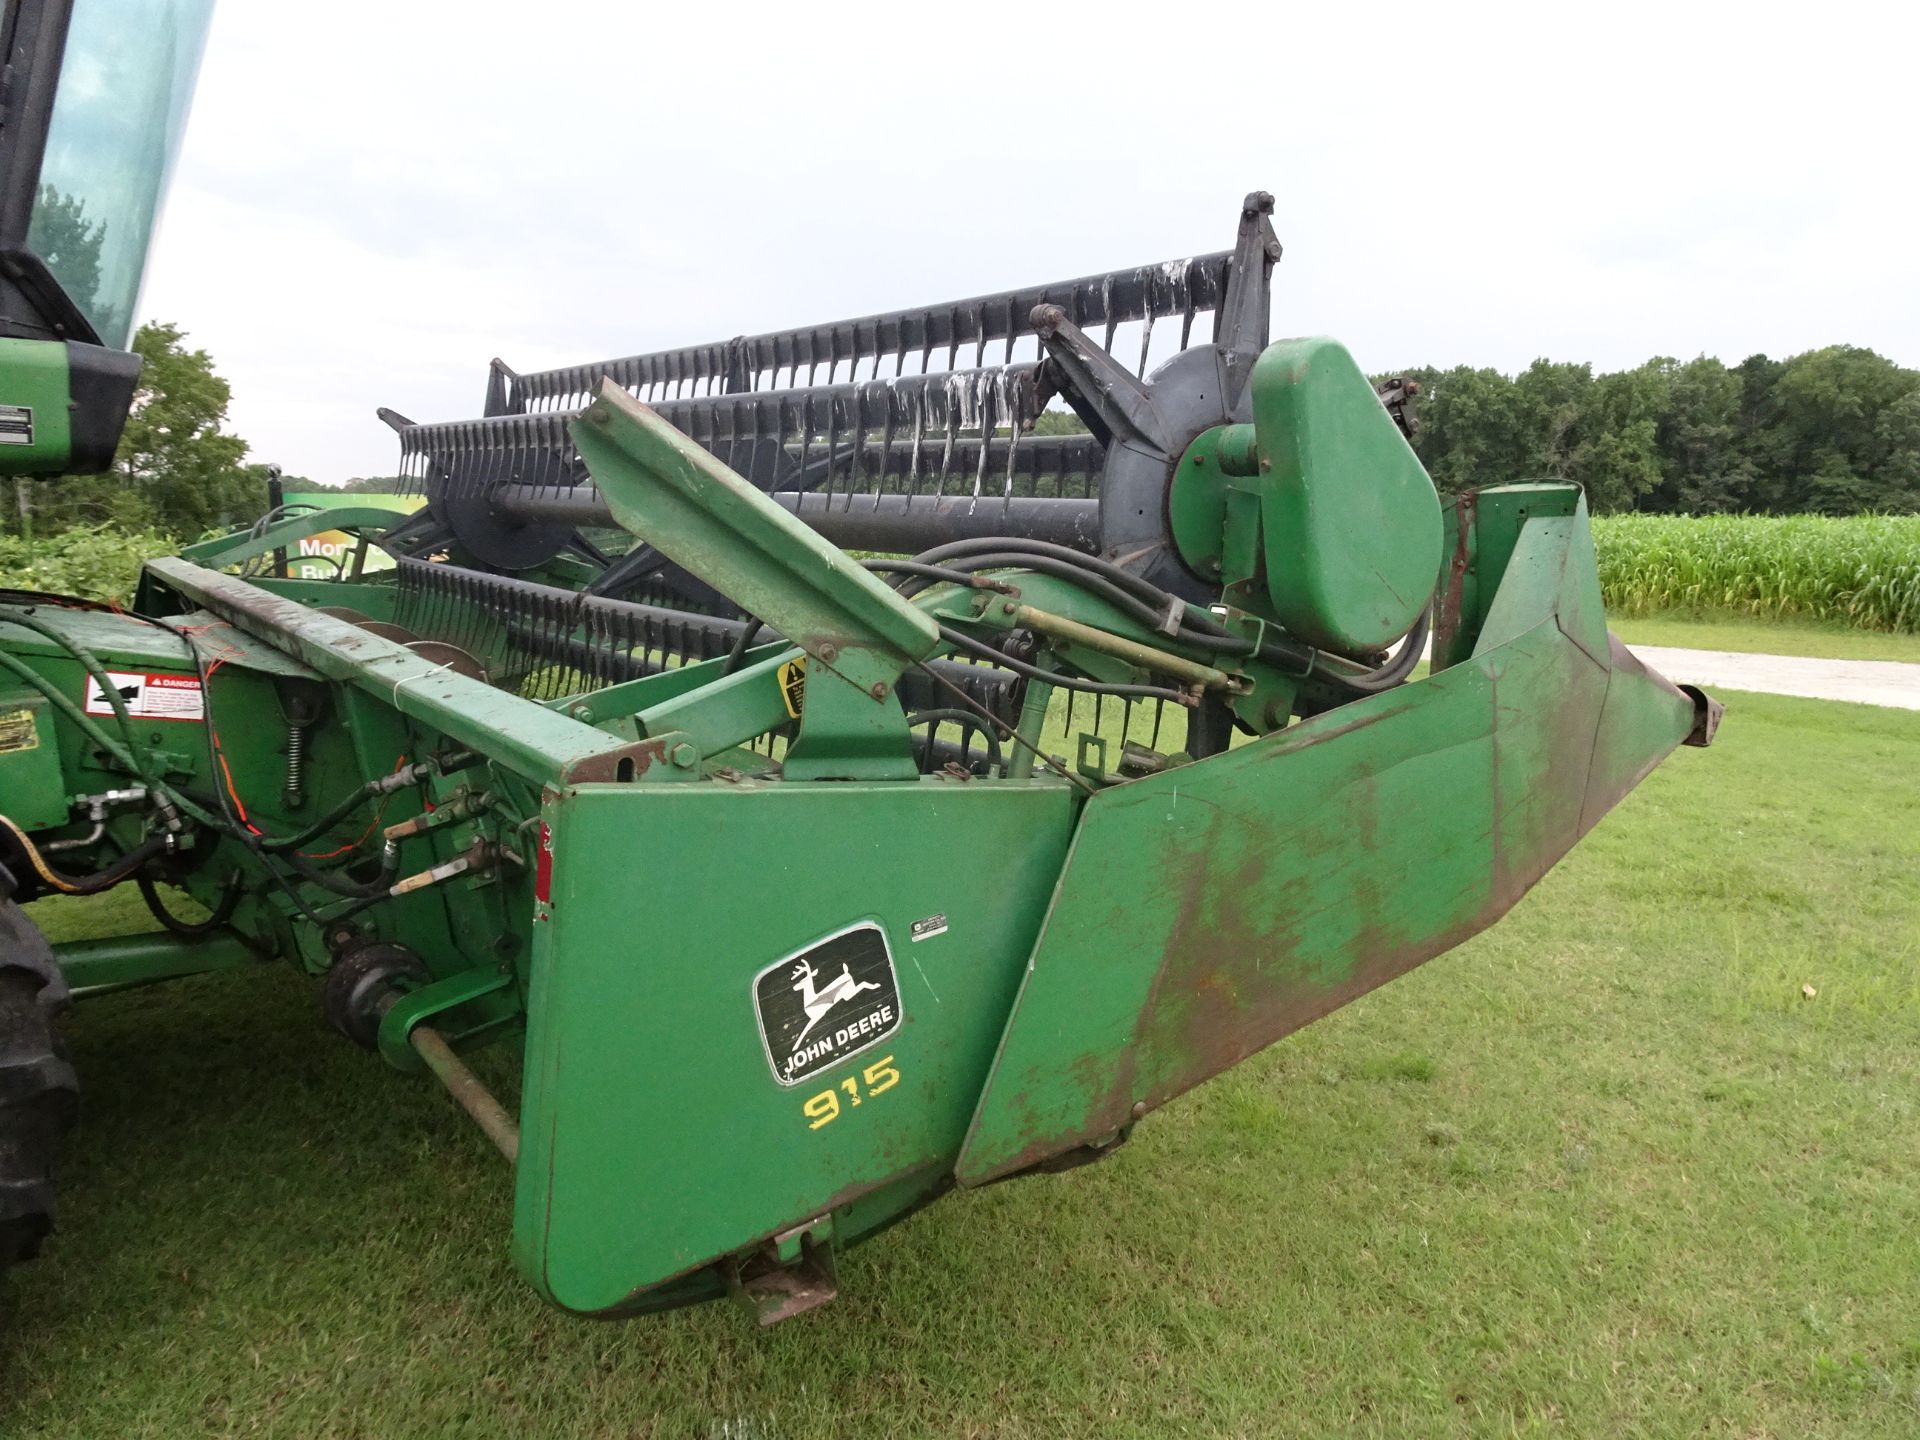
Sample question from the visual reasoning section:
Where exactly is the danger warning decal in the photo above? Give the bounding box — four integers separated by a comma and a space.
752, 921, 902, 1087
84, 670, 204, 723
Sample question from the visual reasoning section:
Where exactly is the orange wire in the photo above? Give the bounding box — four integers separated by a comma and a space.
296, 754, 407, 859
217, 750, 262, 835
196, 630, 412, 867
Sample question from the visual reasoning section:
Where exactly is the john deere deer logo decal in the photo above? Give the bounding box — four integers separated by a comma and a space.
789, 958, 881, 1047
753, 922, 902, 1086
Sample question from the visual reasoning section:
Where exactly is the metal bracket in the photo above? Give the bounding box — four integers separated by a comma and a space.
1076, 732, 1109, 783
726, 1215, 839, 1326
375, 965, 517, 1072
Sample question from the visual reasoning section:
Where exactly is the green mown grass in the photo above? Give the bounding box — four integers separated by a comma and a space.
1611, 611, 1920, 665
3, 692, 1918, 1438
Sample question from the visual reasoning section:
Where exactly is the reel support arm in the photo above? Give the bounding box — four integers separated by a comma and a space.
570, 380, 941, 780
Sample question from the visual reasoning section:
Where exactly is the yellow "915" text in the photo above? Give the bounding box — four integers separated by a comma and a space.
802, 1056, 899, 1130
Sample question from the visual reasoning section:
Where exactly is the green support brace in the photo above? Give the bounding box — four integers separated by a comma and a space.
180, 504, 416, 573
57, 932, 262, 998
569, 380, 941, 780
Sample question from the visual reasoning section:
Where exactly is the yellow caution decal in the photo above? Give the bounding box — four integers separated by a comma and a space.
777, 657, 806, 718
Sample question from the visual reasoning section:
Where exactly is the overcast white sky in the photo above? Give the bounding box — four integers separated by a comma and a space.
138, 0, 1919, 484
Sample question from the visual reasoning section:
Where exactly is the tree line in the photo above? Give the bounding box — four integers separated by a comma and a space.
1386, 345, 1920, 515
7, 326, 1915, 547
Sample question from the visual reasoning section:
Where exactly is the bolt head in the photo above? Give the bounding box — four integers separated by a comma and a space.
816, 642, 838, 662
669, 742, 698, 769
869, 682, 888, 700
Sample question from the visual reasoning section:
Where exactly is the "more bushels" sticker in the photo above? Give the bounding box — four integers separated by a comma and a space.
753, 922, 902, 1087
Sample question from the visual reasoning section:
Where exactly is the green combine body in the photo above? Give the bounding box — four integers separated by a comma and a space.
0, 1, 1719, 1325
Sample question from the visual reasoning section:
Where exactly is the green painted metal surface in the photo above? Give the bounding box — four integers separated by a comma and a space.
56, 932, 261, 996
956, 490, 1695, 1184
0, 338, 73, 477
0, 318, 1716, 1322
1191, 338, 1443, 654
179, 504, 416, 572
1165, 421, 1255, 594
142, 556, 660, 787
513, 777, 1075, 1314
0, 693, 67, 829
570, 382, 938, 672
571, 380, 939, 780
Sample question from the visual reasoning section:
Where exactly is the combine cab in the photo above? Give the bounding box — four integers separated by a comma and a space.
0, 1, 1719, 1323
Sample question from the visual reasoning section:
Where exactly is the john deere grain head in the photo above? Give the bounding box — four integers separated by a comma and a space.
0, 193, 1718, 1322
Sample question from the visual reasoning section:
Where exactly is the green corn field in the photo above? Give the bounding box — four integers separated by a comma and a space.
3, 514, 1919, 635
1592, 513, 1920, 633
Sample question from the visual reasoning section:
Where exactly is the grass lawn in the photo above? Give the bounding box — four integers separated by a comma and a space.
2, 690, 1917, 1437
1610, 611, 1920, 664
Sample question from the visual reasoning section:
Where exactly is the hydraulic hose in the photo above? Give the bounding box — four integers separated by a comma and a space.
936, 624, 1189, 704
137, 870, 243, 938
1332, 605, 1430, 693
863, 559, 1007, 591
0, 610, 226, 830
0, 817, 168, 896
18, 604, 407, 914
905, 707, 1005, 771
719, 615, 767, 678
277, 845, 397, 900
253, 779, 383, 854
903, 537, 1430, 695
910, 537, 1221, 626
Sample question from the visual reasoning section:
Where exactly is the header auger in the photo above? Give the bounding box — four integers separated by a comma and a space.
0, 179, 1719, 1321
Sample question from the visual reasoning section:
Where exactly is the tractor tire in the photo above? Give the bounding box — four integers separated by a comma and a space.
0, 898, 77, 1276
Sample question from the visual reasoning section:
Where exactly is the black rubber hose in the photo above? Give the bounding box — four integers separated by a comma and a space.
117, 611, 399, 918
936, 625, 1189, 703
719, 615, 765, 678
1332, 605, 1431, 693
0, 587, 114, 612
905, 708, 1005, 771
277, 846, 396, 900
911, 551, 1172, 627
911, 537, 1226, 628
0, 827, 169, 898
254, 781, 380, 854
907, 542, 1430, 694
863, 559, 997, 591
896, 546, 1270, 658
906, 550, 1303, 667
0, 608, 225, 825
137, 870, 243, 938
127, 610, 384, 852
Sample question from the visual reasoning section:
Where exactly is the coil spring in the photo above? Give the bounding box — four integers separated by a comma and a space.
283, 724, 308, 809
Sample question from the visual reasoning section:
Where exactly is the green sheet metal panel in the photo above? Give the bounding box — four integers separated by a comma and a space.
0, 338, 72, 476
957, 515, 1696, 1186
513, 777, 1076, 1315
1250, 338, 1443, 653
0, 693, 67, 828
